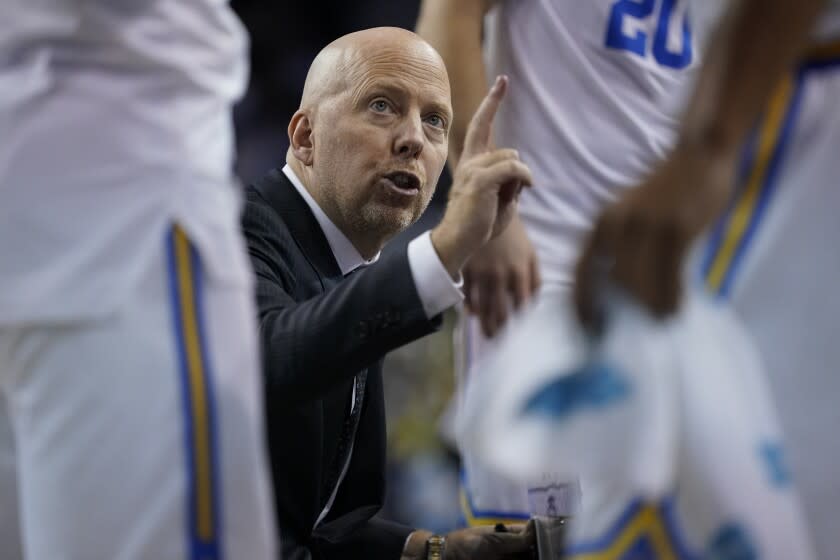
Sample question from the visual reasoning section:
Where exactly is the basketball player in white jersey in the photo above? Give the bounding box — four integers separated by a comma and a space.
0, 2, 276, 558
418, 0, 706, 524
573, 0, 840, 556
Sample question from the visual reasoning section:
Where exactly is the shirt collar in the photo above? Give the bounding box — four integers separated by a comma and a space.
282, 164, 380, 276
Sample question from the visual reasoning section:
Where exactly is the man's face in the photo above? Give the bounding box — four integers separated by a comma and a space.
311, 42, 452, 243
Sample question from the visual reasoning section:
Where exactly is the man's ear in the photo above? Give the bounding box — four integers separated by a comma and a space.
288, 110, 314, 166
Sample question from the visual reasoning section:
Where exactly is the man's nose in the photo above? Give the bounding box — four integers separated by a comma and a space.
393, 114, 424, 159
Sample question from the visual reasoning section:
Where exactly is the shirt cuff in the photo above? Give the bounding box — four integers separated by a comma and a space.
407, 231, 464, 319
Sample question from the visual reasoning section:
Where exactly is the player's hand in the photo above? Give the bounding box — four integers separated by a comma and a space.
573, 146, 736, 329
432, 75, 534, 279
480, 0, 502, 14
464, 213, 540, 337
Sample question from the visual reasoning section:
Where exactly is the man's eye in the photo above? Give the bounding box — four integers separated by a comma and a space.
425, 115, 445, 128
370, 100, 390, 112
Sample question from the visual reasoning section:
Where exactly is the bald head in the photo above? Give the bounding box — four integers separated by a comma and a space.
299, 27, 449, 112
286, 27, 453, 259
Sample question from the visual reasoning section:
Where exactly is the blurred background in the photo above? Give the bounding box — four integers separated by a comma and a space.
230, 0, 462, 532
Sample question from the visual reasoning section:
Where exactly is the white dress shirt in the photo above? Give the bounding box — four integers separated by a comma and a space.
282, 164, 463, 315
282, 164, 462, 526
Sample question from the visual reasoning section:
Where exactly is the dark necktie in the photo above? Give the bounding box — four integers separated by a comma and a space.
323, 371, 367, 502
320, 267, 369, 511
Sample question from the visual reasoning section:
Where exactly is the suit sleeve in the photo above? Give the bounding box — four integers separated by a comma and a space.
315, 517, 414, 560
242, 195, 443, 405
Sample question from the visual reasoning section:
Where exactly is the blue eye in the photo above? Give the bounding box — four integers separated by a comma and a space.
425, 115, 445, 129
371, 99, 390, 112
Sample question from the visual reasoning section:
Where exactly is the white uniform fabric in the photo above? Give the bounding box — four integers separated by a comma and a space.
457, 292, 816, 560
0, 0, 250, 324
0, 234, 277, 558
0, 1, 276, 558
458, 2, 840, 552
694, 31, 840, 558
485, 0, 701, 291
457, 0, 702, 522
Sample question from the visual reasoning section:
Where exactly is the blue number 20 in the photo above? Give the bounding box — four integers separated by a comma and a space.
605, 0, 693, 69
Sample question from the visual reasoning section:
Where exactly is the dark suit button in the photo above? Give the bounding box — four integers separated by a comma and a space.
373, 312, 387, 331
384, 310, 400, 326
357, 321, 369, 339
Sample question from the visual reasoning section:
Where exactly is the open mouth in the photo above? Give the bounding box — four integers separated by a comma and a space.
382, 172, 421, 195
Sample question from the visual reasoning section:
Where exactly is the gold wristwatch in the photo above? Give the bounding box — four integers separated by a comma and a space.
426, 534, 446, 560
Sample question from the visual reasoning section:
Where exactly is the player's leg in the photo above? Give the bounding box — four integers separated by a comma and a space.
454, 312, 538, 526
697, 54, 840, 558
0, 359, 23, 560
187, 229, 278, 559
455, 300, 583, 526
6, 226, 275, 559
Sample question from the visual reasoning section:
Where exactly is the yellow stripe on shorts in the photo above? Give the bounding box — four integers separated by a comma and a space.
170, 225, 221, 559
566, 501, 688, 560
704, 75, 797, 293
703, 38, 840, 295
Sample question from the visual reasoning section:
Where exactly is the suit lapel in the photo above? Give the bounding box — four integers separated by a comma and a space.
253, 168, 360, 515
252, 168, 343, 290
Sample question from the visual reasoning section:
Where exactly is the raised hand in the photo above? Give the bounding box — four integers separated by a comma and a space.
431, 76, 534, 279
463, 213, 540, 337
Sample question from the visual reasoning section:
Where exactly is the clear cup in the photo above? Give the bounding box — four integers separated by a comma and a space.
526, 476, 579, 558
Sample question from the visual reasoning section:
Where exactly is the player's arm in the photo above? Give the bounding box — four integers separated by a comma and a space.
416, 0, 492, 168
417, 0, 541, 337
680, 0, 826, 159
575, 0, 828, 326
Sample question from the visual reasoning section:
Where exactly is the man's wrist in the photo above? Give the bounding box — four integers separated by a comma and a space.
430, 226, 467, 280
401, 530, 434, 560
407, 232, 464, 318
426, 534, 447, 560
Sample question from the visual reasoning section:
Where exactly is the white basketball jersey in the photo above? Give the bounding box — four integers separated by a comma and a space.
466, 3, 840, 553
0, 1, 250, 324
459, 0, 706, 524
693, 13, 840, 556
484, 0, 701, 290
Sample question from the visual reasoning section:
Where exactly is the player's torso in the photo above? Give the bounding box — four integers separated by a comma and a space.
0, 0, 247, 180
0, 0, 251, 324
485, 0, 703, 288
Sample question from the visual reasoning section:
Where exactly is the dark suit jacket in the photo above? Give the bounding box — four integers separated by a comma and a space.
242, 169, 442, 560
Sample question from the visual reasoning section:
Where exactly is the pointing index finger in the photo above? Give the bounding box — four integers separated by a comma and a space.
462, 75, 508, 159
